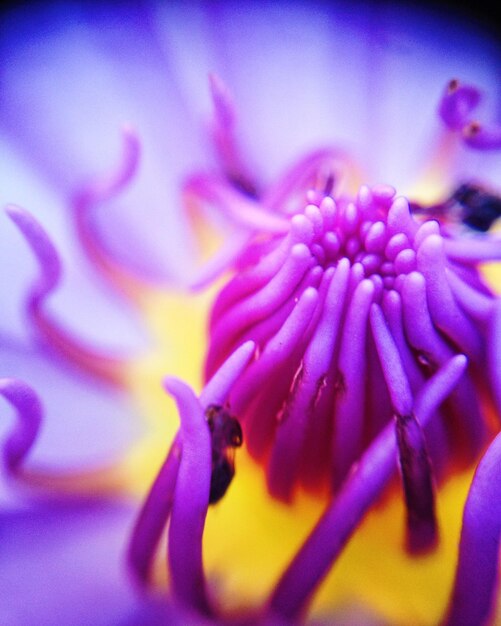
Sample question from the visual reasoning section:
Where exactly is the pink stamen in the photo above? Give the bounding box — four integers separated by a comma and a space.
268, 355, 467, 621
438, 80, 482, 131
164, 377, 213, 616
127, 342, 255, 597
72, 127, 148, 298
0, 378, 42, 472
209, 73, 257, 197
7, 205, 130, 385
463, 121, 501, 150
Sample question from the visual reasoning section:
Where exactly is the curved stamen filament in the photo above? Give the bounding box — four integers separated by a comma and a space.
209, 73, 257, 197
72, 127, 149, 299
127, 341, 255, 596
184, 173, 289, 234
6, 205, 132, 385
0, 378, 42, 472
164, 377, 213, 616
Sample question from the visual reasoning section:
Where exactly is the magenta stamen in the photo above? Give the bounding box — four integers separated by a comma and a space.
319, 196, 336, 230
0, 378, 42, 472
262, 149, 354, 213
413, 219, 440, 248
200, 340, 256, 407
127, 341, 255, 589
342, 202, 359, 234
268, 355, 467, 620
487, 300, 501, 419
185, 173, 289, 233
371, 184, 396, 205
356, 184, 373, 210
206, 243, 314, 377
209, 220, 310, 328
416, 234, 482, 359
189, 230, 254, 291
443, 235, 501, 262
438, 80, 482, 131
229, 286, 319, 416
444, 431, 501, 626
208, 73, 257, 196
382, 291, 449, 470
267, 261, 349, 501
304, 204, 324, 235
6, 206, 128, 384
360, 252, 382, 275
401, 272, 486, 457
387, 196, 417, 240
370, 304, 413, 417
393, 248, 416, 277
163, 377, 212, 615
401, 271, 451, 364
364, 221, 387, 253
463, 121, 501, 150
232, 288, 319, 458
127, 434, 181, 586
385, 232, 410, 261
446, 269, 494, 323
232, 268, 323, 357
72, 127, 145, 296
332, 278, 374, 488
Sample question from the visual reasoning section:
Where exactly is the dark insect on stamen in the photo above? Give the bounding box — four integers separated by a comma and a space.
395, 412, 438, 554
452, 183, 501, 232
410, 183, 501, 232
205, 404, 243, 504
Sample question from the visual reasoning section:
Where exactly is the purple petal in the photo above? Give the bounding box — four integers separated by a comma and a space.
0, 499, 186, 626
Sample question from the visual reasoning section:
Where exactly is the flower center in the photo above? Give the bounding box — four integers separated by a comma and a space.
205, 179, 495, 508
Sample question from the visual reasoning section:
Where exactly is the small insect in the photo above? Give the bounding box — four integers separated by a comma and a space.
205, 404, 243, 504
410, 183, 501, 232
451, 183, 501, 232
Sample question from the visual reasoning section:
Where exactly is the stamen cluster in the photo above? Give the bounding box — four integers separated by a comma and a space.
206, 183, 496, 503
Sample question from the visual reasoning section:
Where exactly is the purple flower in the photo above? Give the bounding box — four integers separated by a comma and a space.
1, 2, 501, 626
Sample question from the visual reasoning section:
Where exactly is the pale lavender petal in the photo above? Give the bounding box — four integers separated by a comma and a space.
0, 499, 185, 626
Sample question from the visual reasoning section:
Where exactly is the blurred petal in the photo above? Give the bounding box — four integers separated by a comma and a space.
0, 499, 185, 626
